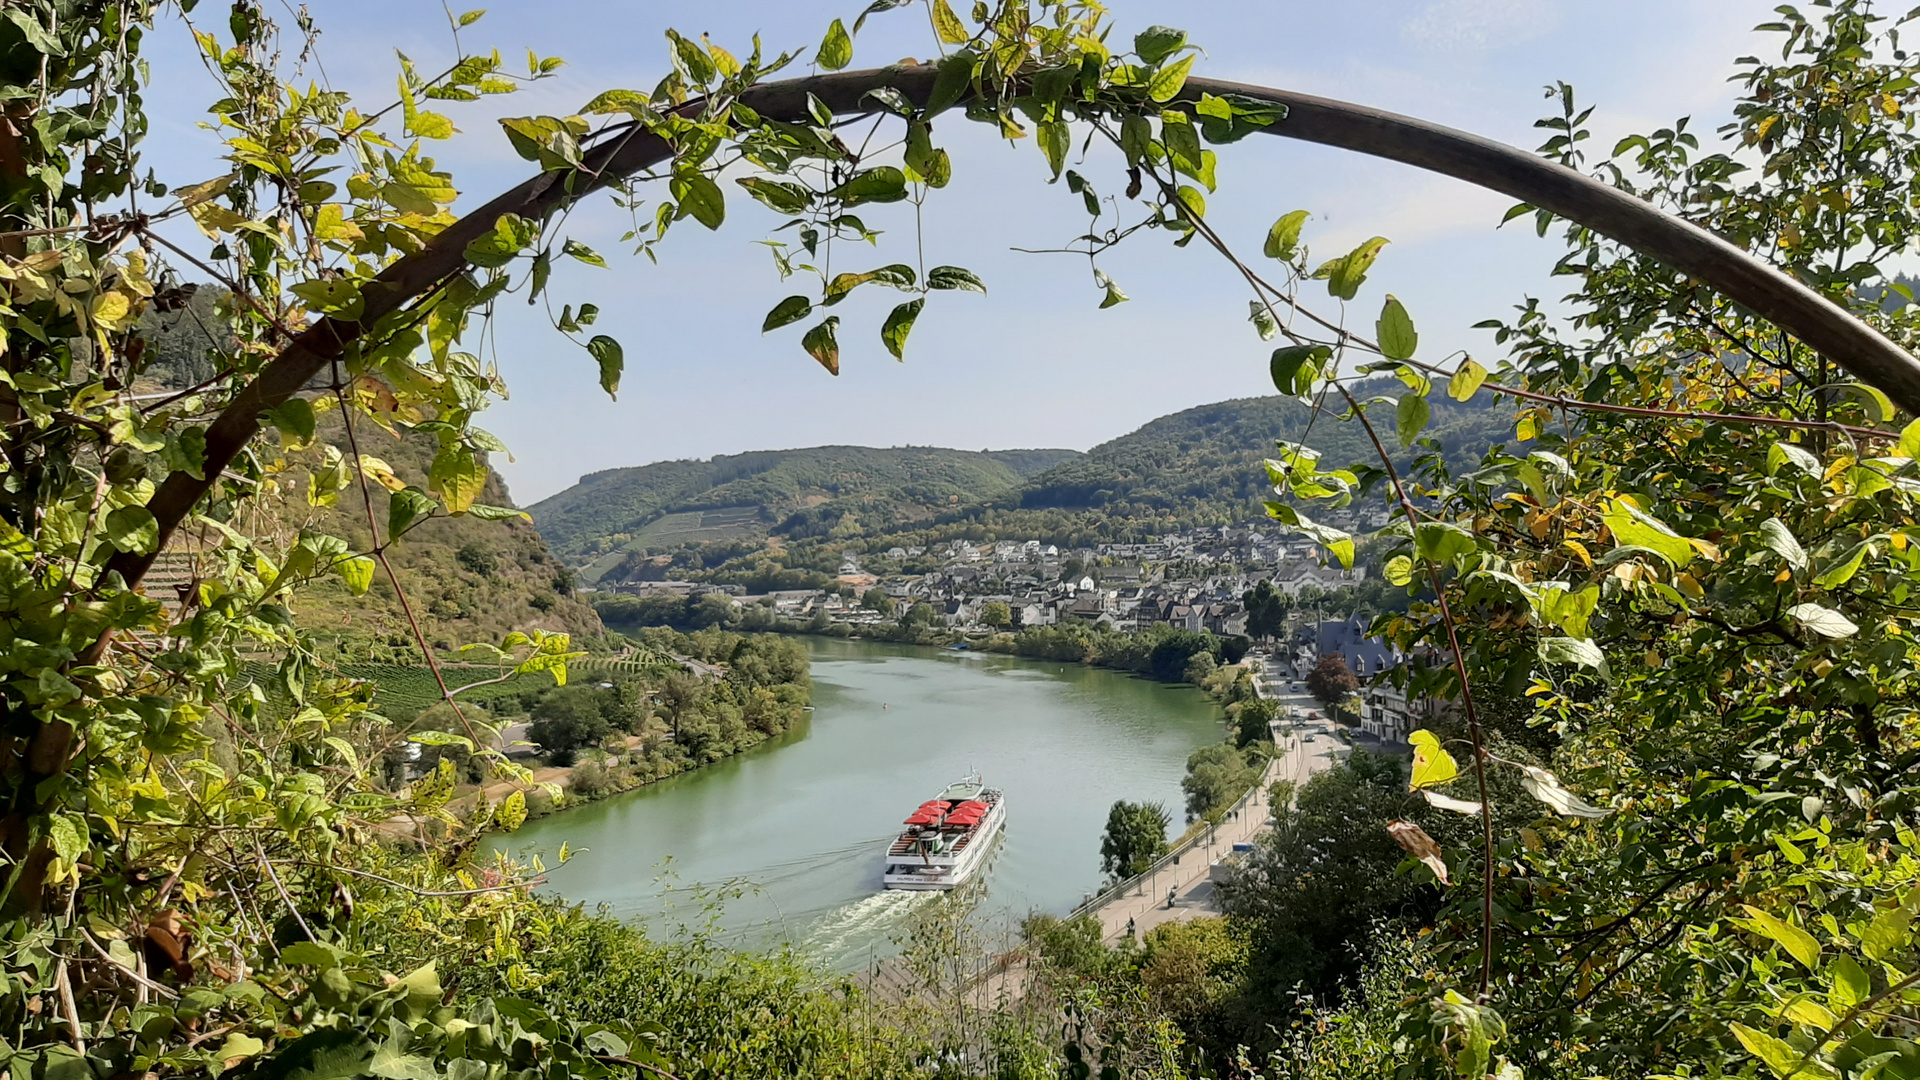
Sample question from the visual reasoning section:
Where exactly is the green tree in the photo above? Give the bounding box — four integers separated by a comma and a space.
1243, 579, 1289, 641
1235, 697, 1279, 748
1099, 799, 1172, 878
981, 600, 1012, 629
862, 586, 895, 616
528, 685, 617, 761
1181, 743, 1267, 821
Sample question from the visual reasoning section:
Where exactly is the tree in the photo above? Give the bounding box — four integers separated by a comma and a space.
1099, 800, 1172, 878
528, 685, 618, 761
1183, 650, 1218, 685
1304, 652, 1359, 714
862, 586, 895, 616
980, 600, 1012, 629
1243, 579, 1289, 641
1218, 753, 1435, 1038
1235, 698, 1279, 748
902, 602, 938, 628
1181, 743, 1267, 821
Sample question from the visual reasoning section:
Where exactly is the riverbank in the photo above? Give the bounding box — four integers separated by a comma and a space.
385, 628, 812, 828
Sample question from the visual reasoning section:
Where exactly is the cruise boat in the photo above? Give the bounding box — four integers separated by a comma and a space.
882, 777, 1006, 891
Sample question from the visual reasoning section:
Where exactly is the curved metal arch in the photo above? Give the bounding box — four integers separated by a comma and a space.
119, 65, 1920, 587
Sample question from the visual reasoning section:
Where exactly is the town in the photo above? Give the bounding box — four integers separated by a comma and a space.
587, 514, 1442, 744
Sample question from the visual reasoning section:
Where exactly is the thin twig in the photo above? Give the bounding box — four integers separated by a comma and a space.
253, 836, 314, 943
78, 927, 180, 1000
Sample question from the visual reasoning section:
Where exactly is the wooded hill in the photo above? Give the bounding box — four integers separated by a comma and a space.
527, 445, 1080, 579
534, 388, 1516, 574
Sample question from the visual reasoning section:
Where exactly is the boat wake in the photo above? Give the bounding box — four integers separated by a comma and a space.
798, 889, 934, 959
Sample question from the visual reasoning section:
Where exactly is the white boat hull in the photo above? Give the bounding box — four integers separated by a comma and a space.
882, 798, 1006, 891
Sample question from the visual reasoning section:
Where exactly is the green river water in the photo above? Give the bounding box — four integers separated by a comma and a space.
488, 637, 1227, 971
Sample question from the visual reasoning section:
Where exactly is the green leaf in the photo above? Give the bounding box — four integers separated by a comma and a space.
462, 212, 535, 268
1385, 554, 1413, 586
881, 299, 923, 360
263, 397, 317, 445
1787, 603, 1858, 639
670, 172, 725, 228
816, 18, 853, 71
1813, 540, 1871, 588
1414, 521, 1477, 565
1448, 358, 1488, 401
1828, 954, 1871, 1011
932, 0, 970, 44
1134, 25, 1187, 65
928, 265, 986, 293
1861, 903, 1912, 960
429, 446, 486, 514
737, 177, 812, 214
1844, 381, 1897, 422
1249, 301, 1278, 341
763, 295, 813, 333
1602, 499, 1696, 568
279, 941, 340, 968
803, 317, 841, 375
1120, 114, 1152, 169
828, 166, 909, 205
1900, 417, 1920, 460
1729, 1022, 1802, 1079
1315, 237, 1389, 300
338, 555, 375, 596
105, 505, 159, 555
1539, 585, 1599, 638
1097, 272, 1129, 308
561, 239, 605, 267
587, 335, 623, 398
1758, 517, 1808, 570
1038, 120, 1071, 179
216, 1032, 266, 1066
1269, 344, 1330, 397
1377, 295, 1418, 360
927, 49, 978, 117
1147, 54, 1195, 103
1396, 393, 1430, 447
1264, 210, 1308, 261
1738, 905, 1822, 968
388, 487, 437, 541
1538, 636, 1605, 671
1161, 112, 1202, 174
1408, 730, 1458, 790
1767, 441, 1821, 477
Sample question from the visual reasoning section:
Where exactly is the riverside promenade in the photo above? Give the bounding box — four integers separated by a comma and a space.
962, 656, 1345, 1005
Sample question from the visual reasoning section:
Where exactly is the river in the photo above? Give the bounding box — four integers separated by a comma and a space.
489, 637, 1228, 971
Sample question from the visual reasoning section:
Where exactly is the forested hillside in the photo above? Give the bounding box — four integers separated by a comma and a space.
529, 444, 1079, 572
1016, 390, 1511, 519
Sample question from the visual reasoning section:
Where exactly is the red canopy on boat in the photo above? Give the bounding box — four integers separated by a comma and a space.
904, 808, 941, 825
943, 800, 989, 826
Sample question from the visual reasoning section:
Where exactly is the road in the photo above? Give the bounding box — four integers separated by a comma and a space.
1084, 675, 1343, 946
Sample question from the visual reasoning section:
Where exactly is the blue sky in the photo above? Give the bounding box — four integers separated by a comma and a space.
140, 1, 1779, 501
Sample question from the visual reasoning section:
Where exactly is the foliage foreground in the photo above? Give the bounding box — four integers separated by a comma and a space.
3, 0, 1920, 1078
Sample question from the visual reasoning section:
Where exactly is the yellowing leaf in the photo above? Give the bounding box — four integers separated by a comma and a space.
1738, 905, 1822, 968
1408, 729, 1459, 790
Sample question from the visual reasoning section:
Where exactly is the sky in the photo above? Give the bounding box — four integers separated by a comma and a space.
137, 0, 1783, 502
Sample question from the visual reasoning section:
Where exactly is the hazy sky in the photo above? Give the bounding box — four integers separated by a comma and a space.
139, 1, 1780, 501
